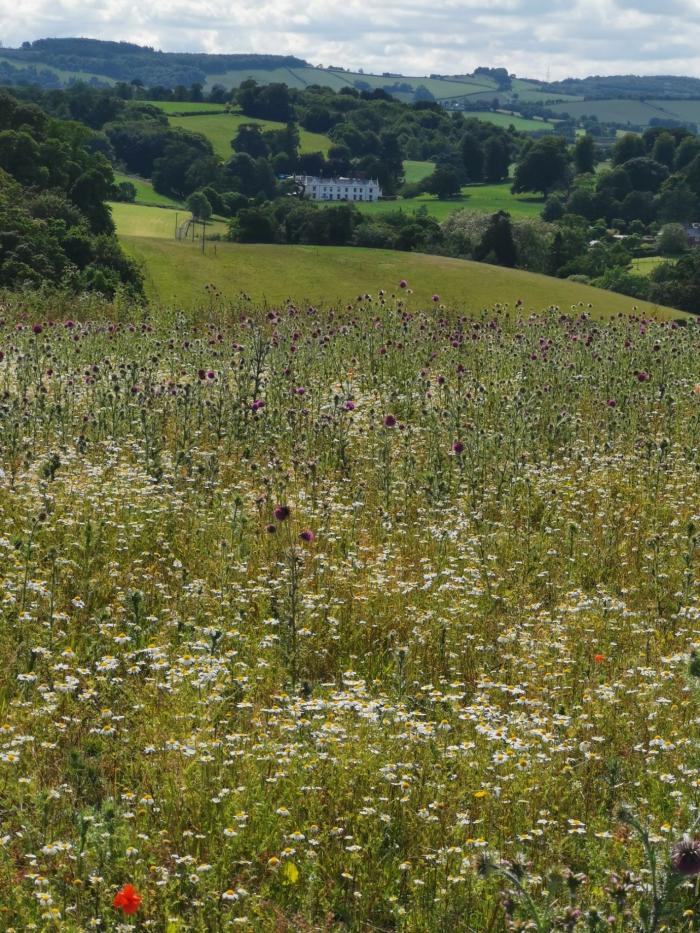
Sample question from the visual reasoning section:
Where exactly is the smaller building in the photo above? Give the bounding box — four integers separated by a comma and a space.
683, 222, 700, 246
296, 175, 382, 202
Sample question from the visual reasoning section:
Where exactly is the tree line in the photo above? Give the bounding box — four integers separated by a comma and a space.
0, 89, 142, 296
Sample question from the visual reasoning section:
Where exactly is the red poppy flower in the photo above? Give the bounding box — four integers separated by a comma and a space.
113, 883, 142, 915
594, 653, 606, 663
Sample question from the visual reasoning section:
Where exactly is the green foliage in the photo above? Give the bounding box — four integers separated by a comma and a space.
613, 133, 647, 165
473, 210, 517, 266
650, 248, 700, 312
114, 180, 137, 202
656, 223, 688, 256
512, 136, 572, 195
0, 89, 142, 297
424, 164, 463, 198
574, 133, 596, 174
186, 191, 212, 222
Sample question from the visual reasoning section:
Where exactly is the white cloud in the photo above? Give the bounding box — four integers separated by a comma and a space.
1, 0, 700, 79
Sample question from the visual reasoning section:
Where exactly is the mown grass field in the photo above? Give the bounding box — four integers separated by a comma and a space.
631, 256, 678, 276
167, 112, 332, 158
403, 160, 435, 184
0, 286, 698, 930
135, 100, 228, 115
113, 173, 183, 208
360, 182, 545, 221
119, 236, 680, 318
550, 97, 700, 127
464, 111, 557, 133
110, 203, 228, 239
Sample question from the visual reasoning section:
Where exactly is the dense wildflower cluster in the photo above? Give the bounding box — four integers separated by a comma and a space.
0, 293, 698, 930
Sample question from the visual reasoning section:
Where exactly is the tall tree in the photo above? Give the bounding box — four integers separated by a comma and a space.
483, 136, 510, 183
574, 134, 595, 174
474, 211, 517, 267
511, 137, 571, 196
187, 190, 212, 222
461, 132, 484, 182
612, 132, 645, 166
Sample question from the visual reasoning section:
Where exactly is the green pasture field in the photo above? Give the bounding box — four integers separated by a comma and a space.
134, 100, 228, 114
359, 182, 545, 221
110, 202, 228, 239
167, 112, 331, 157
403, 160, 435, 184
465, 111, 557, 132
646, 99, 700, 125
631, 256, 678, 276
549, 97, 700, 126
120, 236, 679, 318
113, 173, 183, 209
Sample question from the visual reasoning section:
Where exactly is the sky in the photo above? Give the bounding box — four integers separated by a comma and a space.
2, 0, 700, 81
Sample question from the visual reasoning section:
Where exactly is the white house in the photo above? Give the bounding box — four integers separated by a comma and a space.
683, 222, 700, 247
296, 176, 382, 202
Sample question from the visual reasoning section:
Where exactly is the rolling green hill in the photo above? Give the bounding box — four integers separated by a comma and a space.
550, 97, 700, 128
0, 38, 576, 110
120, 236, 681, 318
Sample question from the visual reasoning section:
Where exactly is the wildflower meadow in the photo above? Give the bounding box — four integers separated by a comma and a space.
0, 290, 699, 931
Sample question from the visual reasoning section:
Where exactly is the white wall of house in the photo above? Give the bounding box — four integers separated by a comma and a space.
684, 222, 700, 246
297, 176, 382, 202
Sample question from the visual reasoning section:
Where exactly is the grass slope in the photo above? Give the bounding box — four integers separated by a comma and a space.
550, 97, 700, 127
403, 160, 435, 184
466, 111, 557, 133
113, 173, 183, 208
121, 236, 681, 318
110, 203, 228, 238
167, 112, 331, 157
203, 66, 500, 100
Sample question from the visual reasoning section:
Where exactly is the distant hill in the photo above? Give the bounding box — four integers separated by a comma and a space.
542, 74, 700, 100
3, 39, 700, 131
1, 38, 306, 89
0, 38, 572, 107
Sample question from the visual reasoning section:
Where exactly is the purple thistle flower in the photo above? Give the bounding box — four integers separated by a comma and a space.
452, 441, 464, 455
383, 414, 397, 428
671, 837, 700, 876
274, 505, 291, 522
399, 279, 408, 289
344, 400, 356, 411
299, 530, 315, 542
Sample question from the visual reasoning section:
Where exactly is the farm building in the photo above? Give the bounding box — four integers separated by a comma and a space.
296, 176, 382, 202
682, 222, 700, 246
